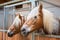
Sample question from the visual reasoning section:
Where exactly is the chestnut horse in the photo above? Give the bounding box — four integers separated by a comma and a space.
21, 4, 60, 36
7, 13, 25, 37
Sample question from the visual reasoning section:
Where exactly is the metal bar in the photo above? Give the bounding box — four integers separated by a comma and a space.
0, 30, 8, 32
32, 32, 35, 40
3, 6, 6, 40
30, 0, 36, 9
3, 6, 5, 40
0, 0, 22, 7
12, 6, 15, 23
4, 1, 31, 8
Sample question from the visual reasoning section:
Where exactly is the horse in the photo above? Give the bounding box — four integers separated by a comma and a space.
7, 13, 25, 37
21, 4, 60, 36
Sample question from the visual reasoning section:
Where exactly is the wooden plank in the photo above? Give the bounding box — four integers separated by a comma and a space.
34, 33, 60, 38
3, 32, 6, 40
5, 32, 32, 40
0, 0, 10, 4
35, 35, 60, 40
1, 32, 60, 40
0, 32, 3, 40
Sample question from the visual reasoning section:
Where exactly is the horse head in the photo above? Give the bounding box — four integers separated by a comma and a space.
7, 13, 25, 37
21, 4, 44, 36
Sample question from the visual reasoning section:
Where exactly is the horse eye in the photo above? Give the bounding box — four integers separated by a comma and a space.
34, 16, 37, 19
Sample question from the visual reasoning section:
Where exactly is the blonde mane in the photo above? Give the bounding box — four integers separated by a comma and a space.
43, 9, 59, 34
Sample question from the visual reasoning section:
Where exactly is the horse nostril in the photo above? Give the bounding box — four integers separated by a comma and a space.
23, 31, 26, 35
8, 32, 14, 37
21, 28, 26, 32
21, 31, 29, 36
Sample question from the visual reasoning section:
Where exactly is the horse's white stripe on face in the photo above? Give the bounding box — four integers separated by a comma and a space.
13, 16, 21, 27
27, 7, 39, 21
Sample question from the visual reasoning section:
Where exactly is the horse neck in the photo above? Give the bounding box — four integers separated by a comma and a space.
43, 9, 59, 34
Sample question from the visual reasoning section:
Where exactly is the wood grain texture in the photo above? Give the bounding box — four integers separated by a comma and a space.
0, 32, 3, 40
0, 30, 60, 40
4, 33, 32, 40
35, 35, 60, 40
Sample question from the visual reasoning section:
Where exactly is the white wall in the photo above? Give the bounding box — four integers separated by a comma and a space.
41, 0, 60, 18
43, 0, 60, 6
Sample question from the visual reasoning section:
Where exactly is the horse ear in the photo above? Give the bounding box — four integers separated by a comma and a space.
15, 13, 19, 16
15, 13, 22, 19
38, 3, 43, 17
39, 3, 43, 13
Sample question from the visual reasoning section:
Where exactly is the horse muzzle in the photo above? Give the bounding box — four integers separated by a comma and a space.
21, 28, 29, 36
7, 32, 14, 37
